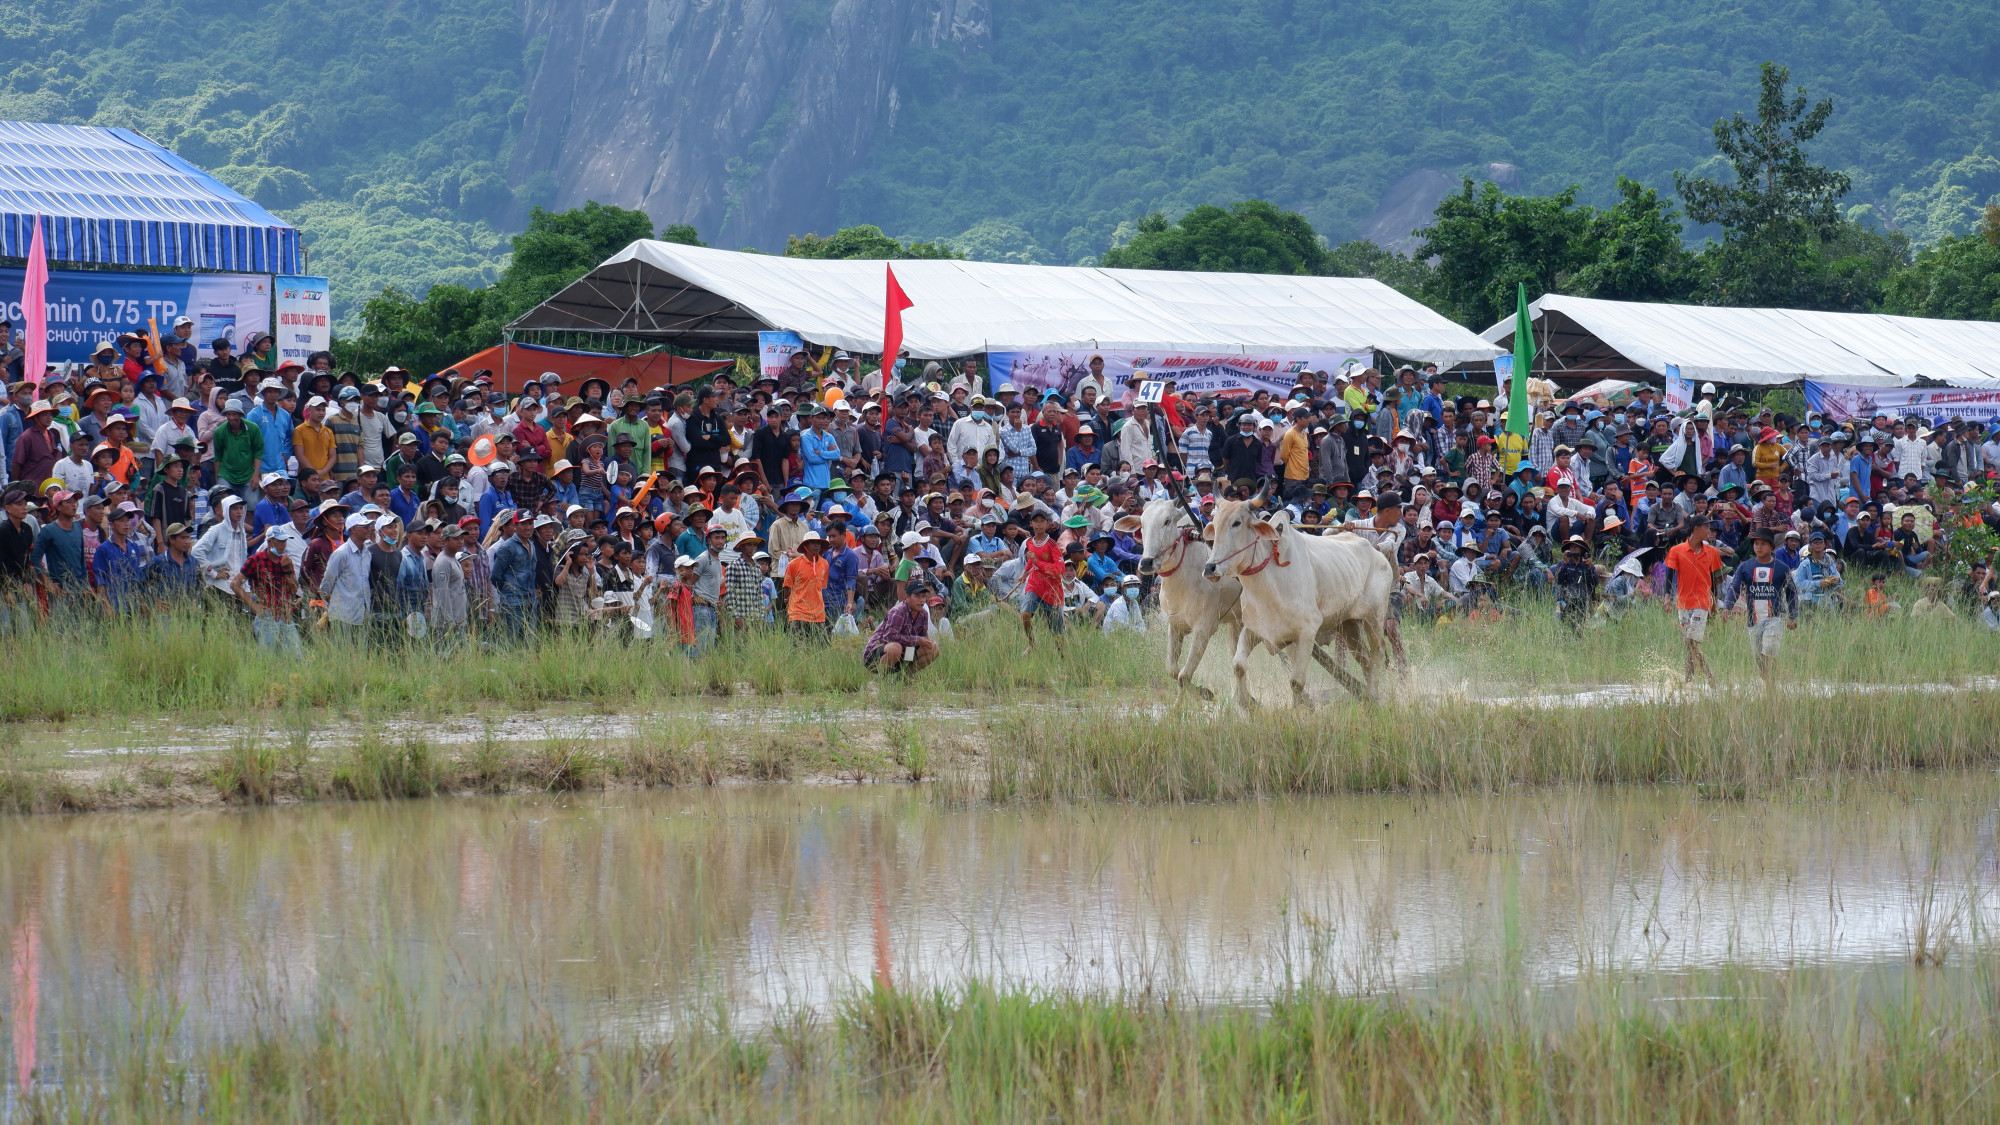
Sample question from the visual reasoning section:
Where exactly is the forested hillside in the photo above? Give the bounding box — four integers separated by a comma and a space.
0, 0, 526, 327
4, 0, 2000, 331
856, 0, 2000, 263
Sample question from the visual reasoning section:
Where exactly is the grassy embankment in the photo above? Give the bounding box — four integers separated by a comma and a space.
19, 965, 2000, 1122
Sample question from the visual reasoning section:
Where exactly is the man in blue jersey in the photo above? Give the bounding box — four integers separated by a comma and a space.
1719, 527, 1799, 693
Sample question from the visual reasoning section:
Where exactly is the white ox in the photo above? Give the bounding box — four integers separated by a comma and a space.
1202, 495, 1393, 707
1113, 499, 1241, 698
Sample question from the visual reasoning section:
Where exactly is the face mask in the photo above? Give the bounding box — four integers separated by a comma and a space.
971, 410, 987, 422
1122, 588, 1138, 600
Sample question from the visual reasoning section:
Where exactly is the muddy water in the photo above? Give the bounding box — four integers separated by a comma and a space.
3, 777, 1998, 1067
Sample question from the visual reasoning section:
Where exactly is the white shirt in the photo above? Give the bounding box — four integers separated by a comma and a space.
319, 539, 373, 625
1101, 595, 1146, 633
1546, 494, 1595, 526
1403, 570, 1446, 602
355, 408, 396, 467
52, 456, 93, 495
1448, 555, 1483, 593
461, 465, 494, 505
1891, 436, 1928, 481
946, 416, 999, 465
711, 504, 753, 543
191, 515, 249, 592
150, 418, 198, 460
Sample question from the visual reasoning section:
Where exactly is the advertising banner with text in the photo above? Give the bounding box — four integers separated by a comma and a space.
1803, 379, 2000, 428
987, 348, 1372, 400
758, 331, 804, 379
273, 275, 331, 367
0, 267, 269, 365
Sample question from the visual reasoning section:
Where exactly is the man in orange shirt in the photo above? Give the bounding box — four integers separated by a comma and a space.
783, 531, 831, 639
1663, 518, 1726, 687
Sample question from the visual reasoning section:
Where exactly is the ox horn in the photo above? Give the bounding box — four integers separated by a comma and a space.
1248, 480, 1271, 510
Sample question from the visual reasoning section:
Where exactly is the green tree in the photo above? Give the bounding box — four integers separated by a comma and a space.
1324, 239, 1434, 297
1098, 201, 1327, 275
485, 202, 658, 318
1414, 181, 1601, 329
783, 225, 961, 260
1568, 177, 1697, 303
659, 224, 708, 247
339, 284, 490, 374
1881, 207, 2000, 320
1675, 62, 1854, 307
339, 201, 658, 373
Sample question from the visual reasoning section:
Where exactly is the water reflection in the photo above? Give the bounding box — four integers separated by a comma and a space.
2, 776, 1996, 1068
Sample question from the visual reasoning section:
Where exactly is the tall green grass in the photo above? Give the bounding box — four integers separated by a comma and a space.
988, 688, 2000, 802
20, 967, 2000, 1122
1404, 580, 1998, 689
2, 592, 1989, 726
0, 609, 1158, 723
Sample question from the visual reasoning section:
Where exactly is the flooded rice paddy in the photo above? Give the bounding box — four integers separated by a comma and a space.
5, 772, 1997, 1078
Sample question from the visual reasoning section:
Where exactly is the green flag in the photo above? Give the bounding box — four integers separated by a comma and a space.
1505, 282, 1533, 437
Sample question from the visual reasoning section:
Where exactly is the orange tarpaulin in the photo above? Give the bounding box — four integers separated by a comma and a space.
447, 341, 735, 395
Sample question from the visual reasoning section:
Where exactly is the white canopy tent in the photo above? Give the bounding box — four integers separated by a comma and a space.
1480, 294, 2000, 388
509, 240, 1503, 365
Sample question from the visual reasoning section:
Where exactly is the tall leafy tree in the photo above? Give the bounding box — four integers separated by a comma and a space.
486, 202, 658, 318
1568, 177, 1697, 303
1324, 239, 1434, 298
783, 225, 960, 260
338, 202, 663, 372
1099, 202, 1327, 275
1880, 206, 2000, 320
1674, 63, 1853, 307
1414, 181, 1601, 329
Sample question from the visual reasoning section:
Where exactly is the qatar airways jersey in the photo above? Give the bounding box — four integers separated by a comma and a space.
1720, 558, 1799, 624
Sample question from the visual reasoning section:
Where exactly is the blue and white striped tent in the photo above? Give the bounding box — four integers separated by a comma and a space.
0, 120, 300, 274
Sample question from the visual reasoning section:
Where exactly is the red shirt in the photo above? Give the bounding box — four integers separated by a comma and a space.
511, 419, 552, 462
238, 548, 298, 614
1024, 535, 1065, 602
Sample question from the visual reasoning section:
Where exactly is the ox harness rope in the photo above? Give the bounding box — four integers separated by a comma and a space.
1209, 529, 1289, 575
1152, 527, 1196, 578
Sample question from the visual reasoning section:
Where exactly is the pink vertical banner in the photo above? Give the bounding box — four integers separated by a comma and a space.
20, 215, 48, 387
10, 909, 39, 1090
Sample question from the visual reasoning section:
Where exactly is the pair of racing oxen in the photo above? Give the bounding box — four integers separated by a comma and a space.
1114, 489, 1395, 708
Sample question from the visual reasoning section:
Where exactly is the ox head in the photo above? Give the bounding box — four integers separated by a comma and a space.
1115, 498, 1194, 577
1202, 490, 1282, 579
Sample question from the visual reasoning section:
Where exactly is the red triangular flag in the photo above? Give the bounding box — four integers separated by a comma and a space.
882, 263, 914, 372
